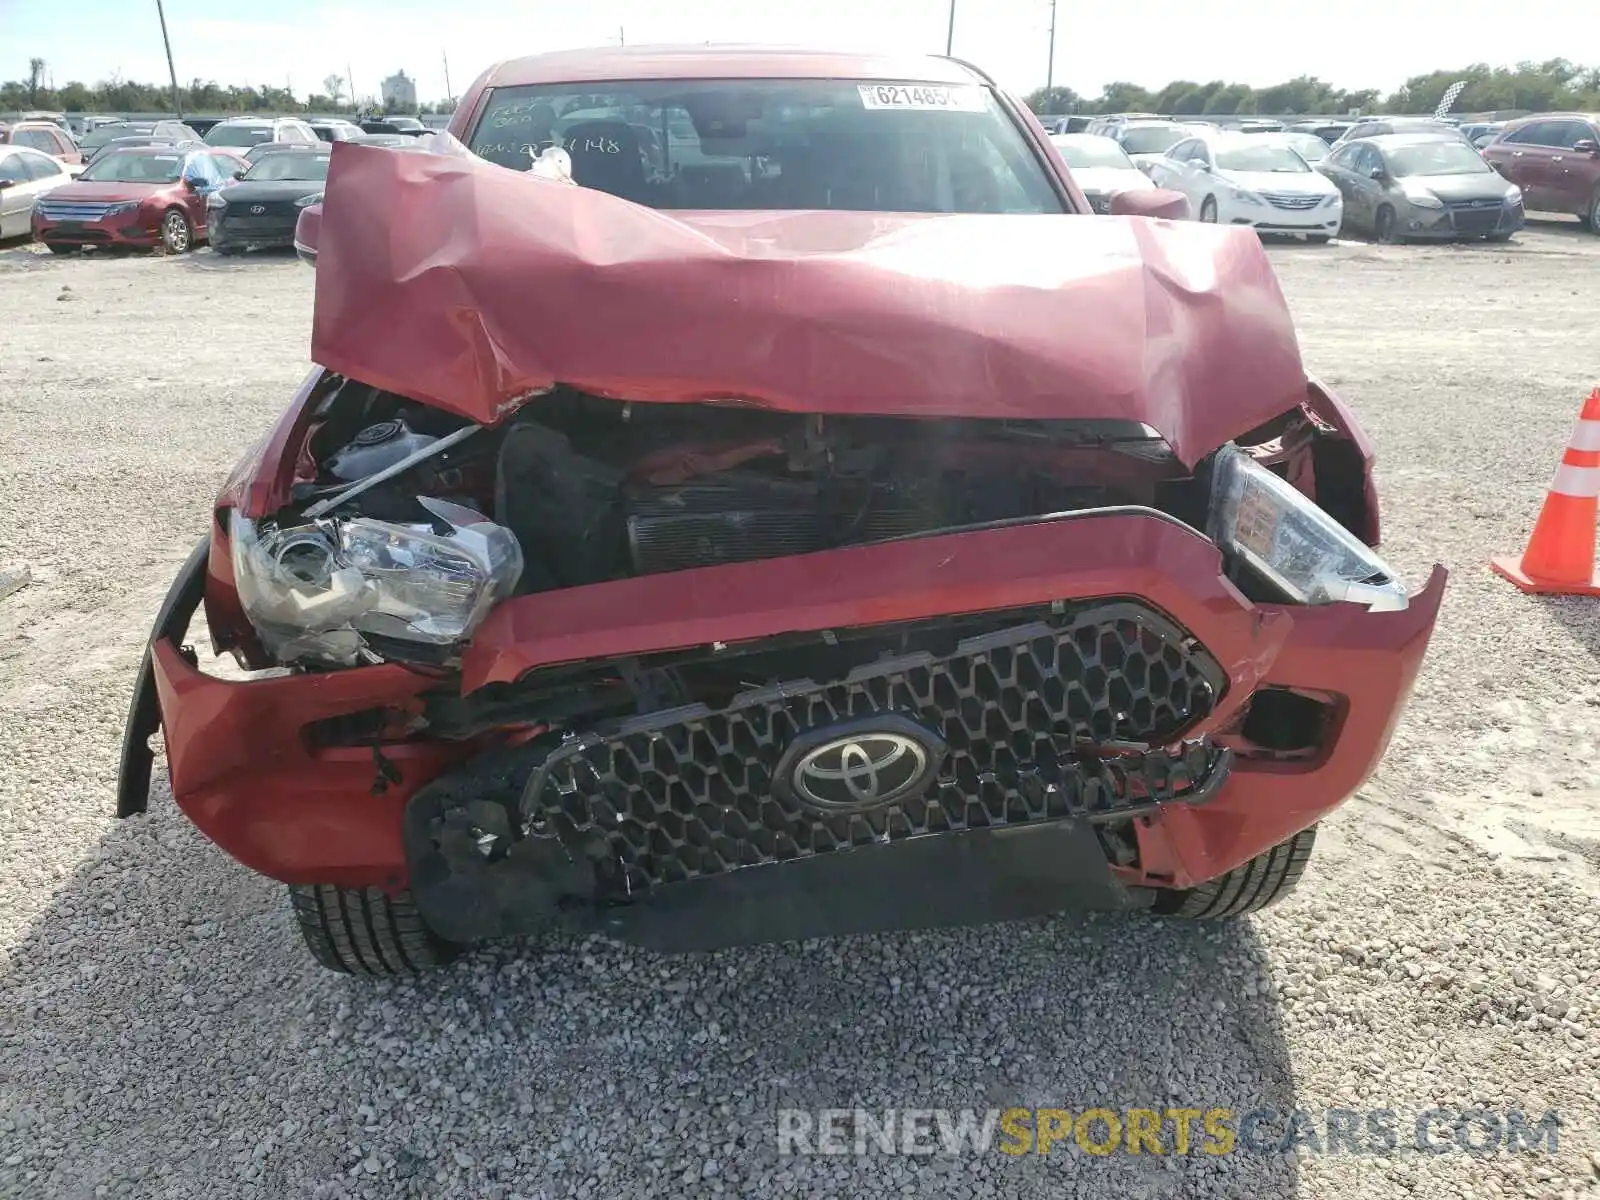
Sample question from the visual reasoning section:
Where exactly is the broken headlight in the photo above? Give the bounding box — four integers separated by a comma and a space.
231, 497, 523, 665
1208, 444, 1408, 611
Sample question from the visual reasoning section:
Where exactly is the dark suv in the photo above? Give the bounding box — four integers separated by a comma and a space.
1481, 113, 1600, 230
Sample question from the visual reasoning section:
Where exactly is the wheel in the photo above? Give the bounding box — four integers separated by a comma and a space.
1199, 196, 1218, 223
212, 244, 241, 257
1151, 826, 1317, 919
160, 208, 193, 254
1306, 234, 1331, 244
1585, 191, 1600, 233
1374, 205, 1399, 244
1484, 232, 1513, 243
289, 883, 461, 975
45, 242, 78, 255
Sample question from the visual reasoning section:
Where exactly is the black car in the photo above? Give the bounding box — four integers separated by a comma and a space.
86, 133, 201, 162
206, 148, 329, 254
359, 117, 429, 137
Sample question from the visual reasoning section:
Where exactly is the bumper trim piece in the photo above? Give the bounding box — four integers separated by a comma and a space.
116, 537, 208, 817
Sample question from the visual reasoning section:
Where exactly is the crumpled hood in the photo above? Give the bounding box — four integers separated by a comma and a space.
309, 143, 1308, 466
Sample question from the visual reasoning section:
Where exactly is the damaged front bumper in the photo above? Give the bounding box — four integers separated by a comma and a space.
119, 510, 1446, 949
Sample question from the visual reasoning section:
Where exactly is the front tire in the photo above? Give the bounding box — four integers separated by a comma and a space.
160, 208, 193, 254
1199, 196, 1218, 223
289, 883, 461, 975
1306, 234, 1331, 244
1374, 205, 1399, 244
1585, 191, 1600, 234
1151, 826, 1317, 919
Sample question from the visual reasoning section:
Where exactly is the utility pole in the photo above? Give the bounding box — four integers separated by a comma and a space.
619, 25, 626, 47
1046, 0, 1057, 89
347, 63, 357, 114
442, 51, 453, 103
945, 1, 956, 54
154, 0, 184, 118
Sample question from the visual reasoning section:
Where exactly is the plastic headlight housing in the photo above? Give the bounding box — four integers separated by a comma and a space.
295, 191, 323, 208
1403, 187, 1444, 209
1208, 445, 1408, 611
102, 200, 140, 217
1228, 187, 1264, 206
205, 192, 228, 209
1504, 184, 1522, 205
231, 497, 523, 665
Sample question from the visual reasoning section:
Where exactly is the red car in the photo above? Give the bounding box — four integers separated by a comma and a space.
119, 47, 1445, 975
1480, 112, 1600, 231
31, 145, 245, 254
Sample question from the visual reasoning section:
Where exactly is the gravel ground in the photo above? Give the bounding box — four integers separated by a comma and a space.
3, 224, 1600, 1199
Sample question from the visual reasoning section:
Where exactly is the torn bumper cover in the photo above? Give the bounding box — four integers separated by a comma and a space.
121, 512, 1446, 947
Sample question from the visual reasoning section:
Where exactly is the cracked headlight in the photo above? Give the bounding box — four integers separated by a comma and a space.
231, 497, 523, 665
1208, 444, 1408, 611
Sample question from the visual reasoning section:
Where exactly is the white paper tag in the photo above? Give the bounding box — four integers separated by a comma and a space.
856, 83, 986, 113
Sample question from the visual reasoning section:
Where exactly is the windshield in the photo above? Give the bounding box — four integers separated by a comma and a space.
469, 78, 1064, 214
1216, 144, 1309, 173
1281, 134, 1327, 162
243, 153, 331, 182
79, 151, 184, 183
1118, 125, 1185, 154
1050, 135, 1134, 170
80, 124, 153, 151
206, 124, 273, 147
1388, 142, 1492, 177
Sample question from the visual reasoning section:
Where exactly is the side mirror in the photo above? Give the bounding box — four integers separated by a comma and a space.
182, 175, 201, 191
0, 179, 14, 192
1574, 139, 1600, 156
1366, 164, 1385, 180
232, 169, 245, 179
1109, 187, 1190, 221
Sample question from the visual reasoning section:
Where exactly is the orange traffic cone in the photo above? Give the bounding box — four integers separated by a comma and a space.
1492, 387, 1600, 595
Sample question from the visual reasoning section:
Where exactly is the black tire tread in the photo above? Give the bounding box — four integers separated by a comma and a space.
289, 883, 459, 975
1154, 826, 1318, 919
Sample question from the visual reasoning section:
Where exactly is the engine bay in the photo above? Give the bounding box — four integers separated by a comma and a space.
296, 380, 1201, 595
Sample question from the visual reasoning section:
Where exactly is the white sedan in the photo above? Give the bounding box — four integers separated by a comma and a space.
1049, 133, 1167, 215
0, 145, 77, 240
1144, 132, 1343, 241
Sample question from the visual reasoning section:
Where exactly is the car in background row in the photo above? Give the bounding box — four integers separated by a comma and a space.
347, 132, 414, 148
243, 140, 333, 167
204, 117, 321, 153
1278, 131, 1331, 166
1048, 132, 1159, 213
209, 148, 330, 254
360, 116, 430, 137
1481, 113, 1600, 230
79, 120, 200, 160
89, 133, 202, 162
0, 120, 84, 166
1319, 134, 1523, 242
1048, 115, 1091, 134
1458, 121, 1505, 148
1108, 119, 1190, 168
0, 145, 76, 238
1330, 118, 1473, 149
31, 145, 245, 254
1145, 130, 1341, 240
310, 119, 364, 142
1291, 120, 1354, 144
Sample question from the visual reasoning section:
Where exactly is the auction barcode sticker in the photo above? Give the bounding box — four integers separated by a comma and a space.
857, 84, 986, 112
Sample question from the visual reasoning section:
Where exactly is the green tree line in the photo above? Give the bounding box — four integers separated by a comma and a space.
1, 59, 455, 115
1027, 59, 1600, 116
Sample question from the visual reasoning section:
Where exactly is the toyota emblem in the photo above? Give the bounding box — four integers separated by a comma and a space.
774, 715, 946, 813
250, 204, 266, 215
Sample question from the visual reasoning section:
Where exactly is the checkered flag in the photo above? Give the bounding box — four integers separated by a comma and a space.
1434, 81, 1468, 118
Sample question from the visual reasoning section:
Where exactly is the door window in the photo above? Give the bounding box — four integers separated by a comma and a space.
0, 154, 28, 183
1547, 121, 1595, 149
15, 129, 58, 154
20, 150, 63, 180
1503, 121, 1560, 146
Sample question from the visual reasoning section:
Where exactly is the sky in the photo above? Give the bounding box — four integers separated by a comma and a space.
0, 0, 1585, 106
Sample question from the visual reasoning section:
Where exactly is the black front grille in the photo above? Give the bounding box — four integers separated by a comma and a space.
1447, 201, 1502, 233
521, 601, 1226, 896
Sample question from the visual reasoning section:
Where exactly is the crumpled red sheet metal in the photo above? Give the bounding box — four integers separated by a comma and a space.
309, 143, 1309, 466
